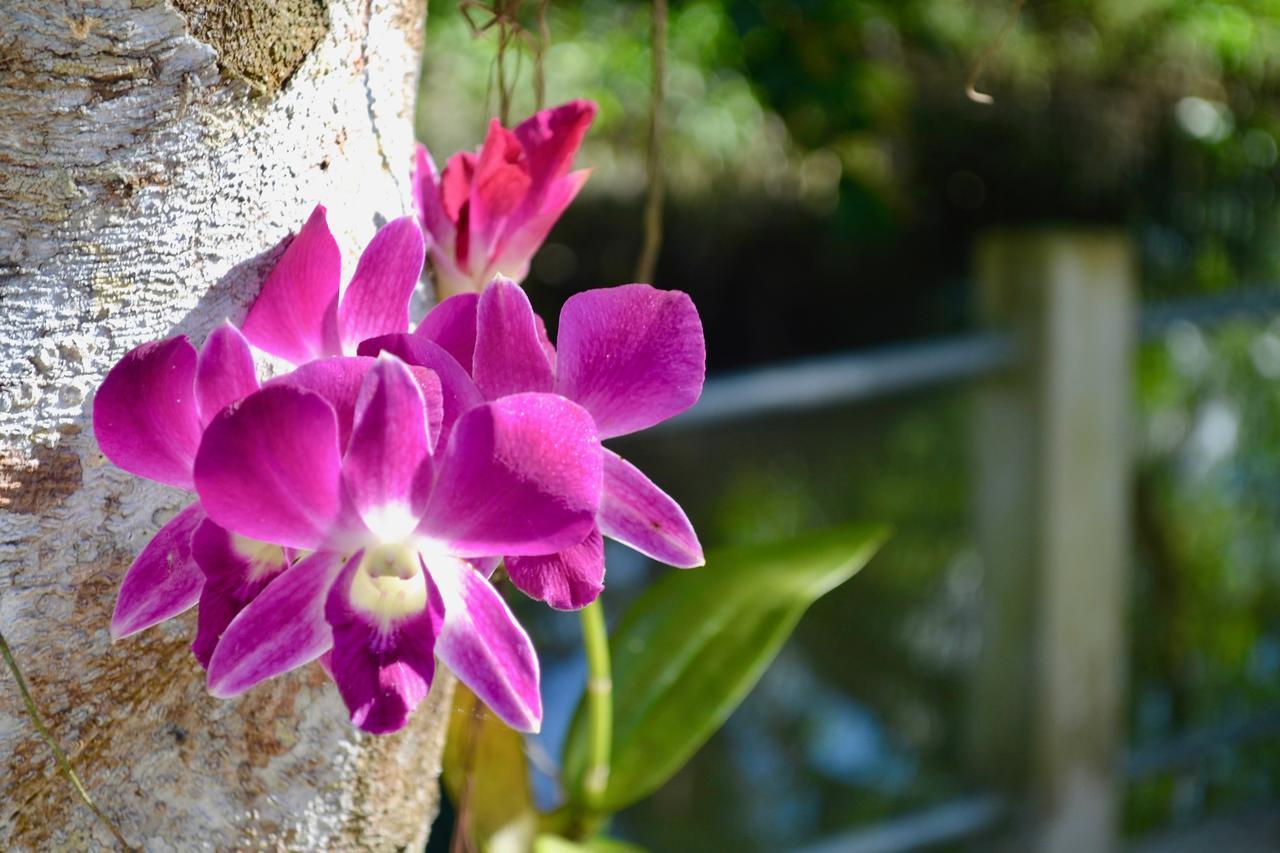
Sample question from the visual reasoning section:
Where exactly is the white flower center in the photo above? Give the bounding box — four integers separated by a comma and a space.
348, 542, 428, 626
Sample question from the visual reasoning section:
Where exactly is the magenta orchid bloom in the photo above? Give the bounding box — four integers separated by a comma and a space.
192, 353, 603, 733
93, 323, 296, 658
241, 204, 425, 365
413, 100, 596, 299
361, 278, 705, 610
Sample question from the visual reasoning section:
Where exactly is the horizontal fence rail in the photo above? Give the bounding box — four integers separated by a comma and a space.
791, 794, 1007, 853
656, 287, 1280, 433
659, 332, 1016, 431
1140, 288, 1280, 338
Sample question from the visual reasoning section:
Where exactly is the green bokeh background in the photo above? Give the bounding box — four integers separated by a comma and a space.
419, 2, 1280, 848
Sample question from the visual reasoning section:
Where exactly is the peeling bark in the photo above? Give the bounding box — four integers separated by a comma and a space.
0, 1, 452, 849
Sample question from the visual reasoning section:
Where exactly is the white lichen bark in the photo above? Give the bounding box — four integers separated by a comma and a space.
0, 1, 454, 849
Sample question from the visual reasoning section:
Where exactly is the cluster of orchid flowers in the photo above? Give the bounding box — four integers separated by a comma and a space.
93, 101, 706, 735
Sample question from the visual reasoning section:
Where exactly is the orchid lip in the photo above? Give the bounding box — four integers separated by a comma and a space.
231, 534, 289, 582
348, 543, 429, 627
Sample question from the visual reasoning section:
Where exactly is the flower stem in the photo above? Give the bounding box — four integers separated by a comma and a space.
579, 598, 612, 809
0, 629, 135, 851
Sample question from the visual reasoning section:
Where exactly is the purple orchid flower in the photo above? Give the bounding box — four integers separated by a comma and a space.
240, 204, 425, 365
191, 353, 603, 733
93, 323, 295, 660
97, 209, 427, 665
413, 100, 596, 300
361, 278, 705, 610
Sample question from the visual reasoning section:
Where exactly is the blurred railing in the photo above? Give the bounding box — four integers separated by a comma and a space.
661, 289, 1280, 433
639, 231, 1280, 853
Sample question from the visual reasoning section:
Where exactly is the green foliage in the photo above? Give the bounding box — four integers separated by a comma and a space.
533, 834, 645, 853
561, 524, 888, 814
1127, 320, 1280, 831
442, 685, 537, 853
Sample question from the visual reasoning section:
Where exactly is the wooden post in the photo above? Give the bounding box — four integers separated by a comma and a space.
968, 230, 1135, 852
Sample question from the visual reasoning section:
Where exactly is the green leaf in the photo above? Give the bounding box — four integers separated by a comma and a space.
534, 835, 646, 853
562, 524, 888, 813
443, 684, 537, 853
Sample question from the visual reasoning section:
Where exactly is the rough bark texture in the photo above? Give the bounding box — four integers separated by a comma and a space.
0, 1, 454, 849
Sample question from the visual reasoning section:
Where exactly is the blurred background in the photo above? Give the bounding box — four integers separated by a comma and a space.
419, 1, 1280, 850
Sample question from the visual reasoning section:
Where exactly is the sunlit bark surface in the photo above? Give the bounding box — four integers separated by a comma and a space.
0, 2, 453, 848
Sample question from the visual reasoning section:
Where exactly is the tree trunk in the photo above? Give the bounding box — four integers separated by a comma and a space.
0, 2, 452, 849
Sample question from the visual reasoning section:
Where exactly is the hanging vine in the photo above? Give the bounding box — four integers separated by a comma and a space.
635, 0, 668, 283
458, 0, 552, 125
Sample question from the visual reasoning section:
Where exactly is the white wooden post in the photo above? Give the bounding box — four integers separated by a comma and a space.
969, 230, 1135, 852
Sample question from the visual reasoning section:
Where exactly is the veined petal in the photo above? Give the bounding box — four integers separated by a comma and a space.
325, 549, 444, 734
206, 550, 349, 698
599, 450, 703, 568
110, 502, 206, 639
505, 526, 605, 610
94, 336, 202, 489
356, 334, 483, 442
194, 386, 344, 551
473, 277, 554, 399
195, 322, 258, 425
431, 555, 541, 732
338, 217, 425, 350
555, 284, 705, 438
190, 519, 291, 668
421, 394, 602, 558
240, 205, 343, 364
413, 292, 479, 372
342, 356, 433, 531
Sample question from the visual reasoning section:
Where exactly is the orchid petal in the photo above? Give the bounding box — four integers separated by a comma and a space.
195, 322, 258, 424
432, 556, 541, 732
268, 355, 440, 452
356, 334, 483, 442
342, 356, 433, 528
513, 100, 597, 192
240, 205, 342, 363
206, 550, 349, 697
421, 394, 602, 558
505, 526, 605, 610
413, 292, 478, 372
338, 217, 425, 350
194, 386, 344, 551
440, 151, 477, 225
473, 277, 554, 399
599, 450, 703, 567
110, 502, 206, 639
555, 284, 705, 438
325, 553, 444, 733
190, 519, 291, 668
268, 355, 373, 449
491, 169, 590, 284
431, 259, 481, 302
412, 143, 457, 244
470, 120, 532, 253
94, 336, 202, 489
